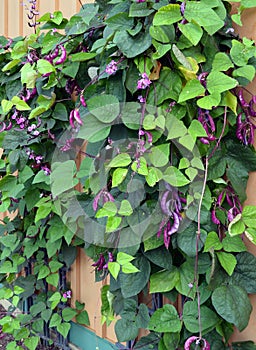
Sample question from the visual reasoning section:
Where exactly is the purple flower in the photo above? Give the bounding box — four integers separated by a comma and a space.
184, 336, 210, 350
92, 254, 106, 271
41, 165, 51, 175
137, 73, 151, 90
105, 60, 118, 75
93, 188, 115, 211
139, 129, 153, 145
138, 95, 146, 103
63, 290, 72, 299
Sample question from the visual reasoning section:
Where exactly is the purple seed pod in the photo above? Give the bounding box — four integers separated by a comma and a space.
198, 72, 208, 87
73, 109, 83, 126
249, 100, 256, 117
50, 46, 60, 60
55, 45, 67, 65
69, 110, 75, 129
106, 192, 115, 203
184, 336, 210, 350
164, 224, 171, 249
160, 190, 170, 215
168, 211, 180, 235
93, 191, 102, 211
199, 137, 210, 145
157, 220, 166, 238
211, 210, 220, 225
216, 191, 224, 206
205, 111, 216, 133
238, 89, 249, 108
80, 94, 87, 107
5, 121, 12, 130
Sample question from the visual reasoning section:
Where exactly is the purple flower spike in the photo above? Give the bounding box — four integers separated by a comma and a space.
105, 60, 118, 75
137, 73, 151, 90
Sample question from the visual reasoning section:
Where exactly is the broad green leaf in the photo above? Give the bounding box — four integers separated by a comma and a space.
107, 153, 131, 168
176, 261, 196, 298
216, 251, 237, 276
178, 79, 205, 103
242, 205, 256, 228
29, 106, 46, 119
78, 113, 111, 142
21, 63, 38, 88
207, 71, 238, 95
148, 304, 181, 333
96, 201, 117, 218
106, 216, 122, 232
2, 59, 21, 72
166, 116, 187, 140
1, 99, 13, 113
183, 301, 219, 333
38, 265, 50, 280
222, 236, 246, 253
149, 25, 175, 44
24, 337, 39, 350
145, 167, 162, 187
106, 12, 134, 30
76, 310, 90, 326
221, 91, 237, 114
11, 96, 31, 111
230, 252, 256, 293
37, 59, 55, 74
46, 273, 59, 287
178, 22, 203, 46
228, 214, 245, 236
150, 269, 179, 293
230, 39, 255, 66
204, 231, 223, 252
52, 103, 68, 121
70, 52, 97, 62
131, 157, 148, 175
245, 228, 256, 245
57, 322, 71, 338
117, 252, 134, 265
112, 168, 128, 187
115, 318, 139, 342
62, 307, 77, 322
30, 302, 46, 317
163, 166, 190, 187
197, 93, 221, 110
35, 204, 52, 223
108, 262, 120, 280
114, 30, 151, 58
129, 2, 154, 17
153, 4, 182, 25
49, 260, 63, 273
212, 285, 252, 331
188, 119, 208, 140
51, 11, 63, 25
212, 52, 234, 71
51, 160, 78, 197
149, 144, 170, 167
118, 200, 133, 216
87, 94, 119, 123
122, 262, 140, 274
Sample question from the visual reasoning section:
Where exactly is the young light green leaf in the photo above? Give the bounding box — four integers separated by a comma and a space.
96, 201, 117, 218
108, 261, 120, 280
178, 79, 205, 103
216, 251, 237, 276
117, 252, 135, 265
122, 262, 140, 274
107, 153, 131, 168
118, 200, 133, 217
112, 168, 128, 187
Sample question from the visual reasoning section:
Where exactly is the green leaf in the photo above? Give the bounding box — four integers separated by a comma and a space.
122, 262, 140, 274
107, 153, 131, 168
228, 214, 245, 236
131, 157, 148, 176
188, 119, 208, 140
106, 12, 134, 30
49, 260, 63, 273
115, 318, 139, 342
197, 92, 221, 110
148, 304, 181, 333
118, 200, 133, 216
106, 216, 122, 232
113, 30, 152, 58
129, 2, 154, 17
230, 252, 256, 293
178, 79, 205, 103
87, 94, 119, 123
206, 71, 238, 95
178, 22, 203, 46
30, 302, 46, 317
149, 144, 170, 167
242, 205, 256, 228
204, 231, 223, 252
117, 252, 134, 265
46, 273, 59, 287
2, 59, 21, 72
153, 4, 182, 25
176, 261, 196, 298
57, 322, 71, 338
148, 67, 182, 104
38, 265, 50, 279
51, 11, 63, 25
78, 113, 111, 142
166, 115, 187, 140
35, 204, 52, 223
51, 160, 77, 197
222, 236, 246, 253
95, 201, 117, 218
230, 39, 255, 66
150, 269, 179, 293
212, 285, 252, 331
62, 307, 77, 322
52, 103, 68, 121
163, 166, 190, 187
37, 59, 55, 74
24, 337, 39, 350
108, 262, 120, 280
21, 63, 38, 88
76, 310, 90, 326
120, 255, 150, 298
1, 99, 13, 113
112, 168, 128, 187
70, 52, 97, 62
149, 25, 175, 44
183, 301, 219, 333
216, 251, 237, 276
212, 52, 234, 71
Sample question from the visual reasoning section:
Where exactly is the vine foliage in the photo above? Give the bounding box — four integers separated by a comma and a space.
0, 0, 256, 349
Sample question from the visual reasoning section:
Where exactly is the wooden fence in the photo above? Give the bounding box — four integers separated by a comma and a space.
1, 0, 256, 347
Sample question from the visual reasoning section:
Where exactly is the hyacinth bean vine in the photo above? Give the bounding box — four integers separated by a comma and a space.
1, 0, 256, 349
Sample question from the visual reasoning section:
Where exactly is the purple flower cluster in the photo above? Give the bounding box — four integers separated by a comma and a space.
26, 0, 39, 28
137, 73, 151, 90
62, 290, 72, 299
26, 149, 51, 175
157, 185, 186, 249
198, 108, 216, 144
105, 60, 118, 75
92, 252, 114, 271
93, 188, 114, 211
211, 186, 242, 226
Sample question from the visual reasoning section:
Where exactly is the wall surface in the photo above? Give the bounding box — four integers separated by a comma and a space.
1, 1, 256, 348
